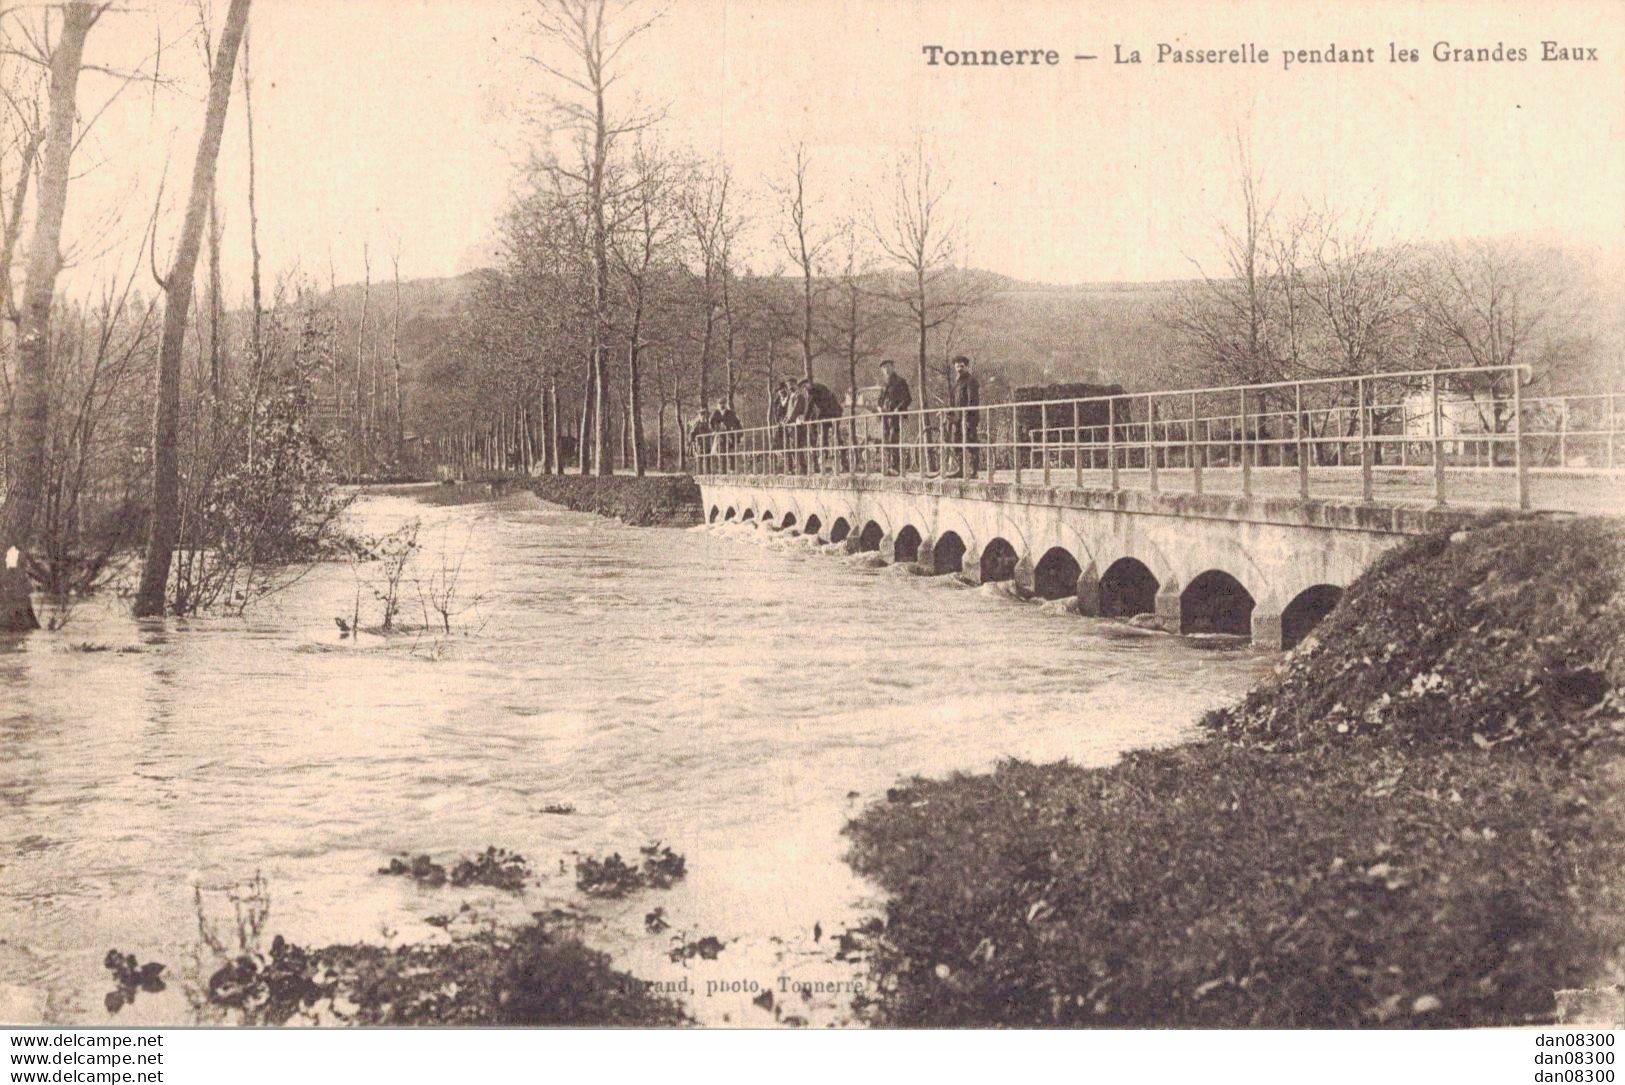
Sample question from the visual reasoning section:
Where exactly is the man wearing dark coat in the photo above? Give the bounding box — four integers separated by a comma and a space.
948, 355, 981, 477
795, 378, 842, 472
876, 360, 911, 474
688, 412, 712, 472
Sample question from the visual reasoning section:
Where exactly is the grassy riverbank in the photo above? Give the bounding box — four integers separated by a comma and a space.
381, 475, 704, 525
523, 474, 703, 527
844, 516, 1625, 1027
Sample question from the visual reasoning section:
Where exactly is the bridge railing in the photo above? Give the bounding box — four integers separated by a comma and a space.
693, 365, 1622, 510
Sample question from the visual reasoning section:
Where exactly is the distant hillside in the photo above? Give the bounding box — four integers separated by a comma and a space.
314, 244, 1622, 428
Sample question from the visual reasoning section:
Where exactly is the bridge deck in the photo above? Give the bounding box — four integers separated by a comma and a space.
709, 465, 1622, 518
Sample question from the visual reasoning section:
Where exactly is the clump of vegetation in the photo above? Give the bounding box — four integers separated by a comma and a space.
574, 843, 688, 898
846, 747, 1622, 1028
1205, 517, 1625, 754
377, 847, 530, 892
448, 847, 530, 891
103, 950, 166, 1014
539, 802, 576, 815
191, 876, 685, 1026
524, 476, 703, 527
844, 517, 1625, 1028
666, 935, 725, 963
574, 853, 646, 898
205, 934, 335, 1025
195, 923, 686, 1027
640, 843, 687, 888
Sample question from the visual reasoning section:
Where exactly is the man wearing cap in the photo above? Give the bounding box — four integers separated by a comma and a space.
948, 355, 981, 478
876, 360, 912, 475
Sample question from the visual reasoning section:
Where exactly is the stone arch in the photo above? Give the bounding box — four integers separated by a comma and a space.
1033, 546, 1083, 601
1281, 584, 1344, 649
740, 508, 756, 523
829, 517, 851, 544
857, 520, 885, 552
931, 531, 967, 575
780, 512, 797, 531
893, 525, 923, 564
724, 506, 737, 522
980, 537, 1019, 583
1100, 557, 1159, 617
708, 505, 720, 524
803, 514, 822, 537
760, 509, 775, 526
1181, 569, 1256, 637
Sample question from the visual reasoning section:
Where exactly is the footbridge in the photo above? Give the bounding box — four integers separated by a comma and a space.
696, 366, 1621, 649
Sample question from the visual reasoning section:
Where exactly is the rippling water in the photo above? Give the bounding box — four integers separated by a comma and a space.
0, 487, 1271, 1027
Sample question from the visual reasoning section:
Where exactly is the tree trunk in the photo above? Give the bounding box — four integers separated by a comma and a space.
549, 380, 562, 475
1, 2, 100, 631
133, 0, 251, 618
577, 357, 596, 474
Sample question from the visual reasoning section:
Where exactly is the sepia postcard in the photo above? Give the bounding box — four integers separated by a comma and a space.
2, 0, 1624, 1064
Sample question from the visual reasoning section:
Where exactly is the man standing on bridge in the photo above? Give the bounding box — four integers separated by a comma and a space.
799, 377, 843, 473
948, 355, 981, 478
877, 360, 912, 475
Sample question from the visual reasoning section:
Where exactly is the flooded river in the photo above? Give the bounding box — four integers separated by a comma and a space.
0, 488, 1271, 1027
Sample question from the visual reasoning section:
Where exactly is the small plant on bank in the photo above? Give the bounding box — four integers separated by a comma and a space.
191, 877, 686, 1025
415, 523, 486, 634
575, 843, 688, 898
102, 950, 166, 1014
377, 847, 530, 892
574, 853, 646, 898
345, 519, 421, 634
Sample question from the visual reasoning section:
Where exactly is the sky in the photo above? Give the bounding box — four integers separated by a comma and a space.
23, 0, 1625, 299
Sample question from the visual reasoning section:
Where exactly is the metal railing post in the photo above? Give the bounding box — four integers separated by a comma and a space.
1074, 405, 1084, 486
1430, 372, 1445, 507
1610, 392, 1617, 470
1191, 391, 1202, 496
1359, 377, 1373, 503
1514, 373, 1529, 510
1108, 397, 1119, 491
1147, 394, 1159, 493
1041, 402, 1051, 486
1560, 397, 1569, 468
1239, 389, 1252, 497
1295, 382, 1309, 499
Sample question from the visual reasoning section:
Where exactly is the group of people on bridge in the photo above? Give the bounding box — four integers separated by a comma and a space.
689, 355, 983, 478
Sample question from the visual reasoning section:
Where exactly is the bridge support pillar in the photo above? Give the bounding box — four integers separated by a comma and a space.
1153, 584, 1183, 633
915, 538, 935, 573
1076, 563, 1102, 617
879, 533, 898, 563
959, 545, 983, 585
1251, 607, 1284, 650
1013, 556, 1037, 596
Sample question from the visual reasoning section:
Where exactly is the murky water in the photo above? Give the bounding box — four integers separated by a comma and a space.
0, 488, 1271, 1027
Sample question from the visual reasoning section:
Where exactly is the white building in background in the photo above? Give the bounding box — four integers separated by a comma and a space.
1400, 391, 1495, 438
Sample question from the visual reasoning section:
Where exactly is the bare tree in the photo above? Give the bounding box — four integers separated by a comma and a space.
134, 0, 251, 618
874, 142, 977, 409
681, 157, 736, 412
1, 0, 106, 631
610, 136, 677, 475
828, 215, 892, 410
523, 0, 663, 476
1169, 130, 1287, 386
772, 141, 831, 381
1410, 238, 1564, 431
1303, 207, 1410, 379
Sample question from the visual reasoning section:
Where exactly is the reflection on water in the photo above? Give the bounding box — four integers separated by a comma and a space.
0, 488, 1270, 1027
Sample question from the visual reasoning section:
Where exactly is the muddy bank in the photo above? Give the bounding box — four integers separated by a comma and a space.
844, 516, 1625, 1027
